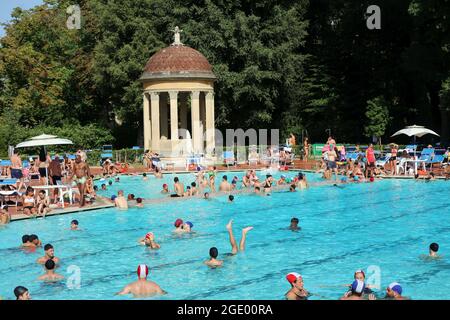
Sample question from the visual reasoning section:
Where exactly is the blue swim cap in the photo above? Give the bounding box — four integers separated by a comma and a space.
354, 176, 360, 181
351, 280, 365, 294
186, 221, 193, 228
111, 195, 117, 201
388, 282, 402, 295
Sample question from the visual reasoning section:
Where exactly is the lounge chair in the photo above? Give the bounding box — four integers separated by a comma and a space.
248, 145, 259, 166
223, 151, 235, 168
395, 158, 407, 175
376, 153, 391, 168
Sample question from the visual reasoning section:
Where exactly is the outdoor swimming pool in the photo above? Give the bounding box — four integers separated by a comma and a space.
1, 172, 450, 300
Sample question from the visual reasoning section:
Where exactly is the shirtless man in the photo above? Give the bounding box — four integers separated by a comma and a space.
242, 171, 251, 187
138, 232, 160, 249
190, 182, 199, 196
70, 154, 91, 207
37, 244, 60, 265
38, 259, 64, 282
10, 150, 24, 191
171, 177, 184, 197
219, 175, 232, 192
285, 273, 310, 300
21, 234, 41, 249
0, 205, 11, 225
226, 220, 253, 255
204, 247, 223, 268
117, 264, 166, 298
326, 147, 338, 180
114, 190, 128, 210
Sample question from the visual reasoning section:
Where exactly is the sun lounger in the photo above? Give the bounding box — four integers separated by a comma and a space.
223, 151, 235, 168
376, 153, 391, 168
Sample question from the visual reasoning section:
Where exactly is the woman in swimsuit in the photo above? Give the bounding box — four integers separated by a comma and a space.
389, 145, 398, 175
22, 189, 36, 216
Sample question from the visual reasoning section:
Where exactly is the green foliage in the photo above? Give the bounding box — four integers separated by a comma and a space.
364, 97, 391, 141
1, 0, 450, 154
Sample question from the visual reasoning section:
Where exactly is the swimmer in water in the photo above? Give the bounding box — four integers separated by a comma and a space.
343, 270, 373, 295
22, 234, 41, 249
142, 172, 148, 181
428, 242, 441, 259
340, 280, 370, 300
182, 221, 194, 233
135, 197, 144, 208
173, 219, 185, 233
289, 217, 301, 231
204, 192, 210, 199
36, 244, 60, 265
14, 286, 31, 300
138, 232, 160, 249
114, 190, 128, 210
38, 259, 64, 282
285, 273, 310, 300
70, 220, 79, 230
226, 220, 253, 255
228, 195, 234, 202
161, 183, 169, 194
204, 247, 223, 268
116, 264, 166, 298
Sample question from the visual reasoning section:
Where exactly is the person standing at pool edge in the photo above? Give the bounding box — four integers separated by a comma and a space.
117, 264, 166, 298
365, 144, 376, 179
71, 154, 91, 207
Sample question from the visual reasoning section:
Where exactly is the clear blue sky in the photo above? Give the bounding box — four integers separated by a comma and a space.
0, 0, 44, 37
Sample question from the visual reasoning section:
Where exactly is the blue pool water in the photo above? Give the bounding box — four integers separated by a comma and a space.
1, 172, 450, 300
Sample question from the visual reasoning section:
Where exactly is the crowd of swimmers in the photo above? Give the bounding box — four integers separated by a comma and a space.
10, 210, 442, 300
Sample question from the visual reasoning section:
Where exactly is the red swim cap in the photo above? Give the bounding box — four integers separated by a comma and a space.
286, 272, 301, 284
174, 219, 183, 228
137, 264, 148, 279
370, 176, 374, 182
163, 184, 168, 188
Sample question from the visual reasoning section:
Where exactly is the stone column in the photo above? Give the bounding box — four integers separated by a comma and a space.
179, 93, 188, 132
191, 91, 201, 153
160, 93, 169, 139
150, 92, 160, 152
143, 93, 151, 150
169, 91, 179, 141
205, 91, 215, 155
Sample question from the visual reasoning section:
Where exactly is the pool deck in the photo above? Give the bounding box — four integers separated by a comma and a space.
9, 196, 114, 222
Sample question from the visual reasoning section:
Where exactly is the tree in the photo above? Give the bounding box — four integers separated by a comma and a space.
364, 97, 391, 146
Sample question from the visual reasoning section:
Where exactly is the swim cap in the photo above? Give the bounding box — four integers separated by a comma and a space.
354, 269, 365, 278
163, 184, 168, 188
174, 219, 183, 228
286, 272, 301, 284
388, 282, 402, 295
186, 221, 193, 228
351, 280, 365, 294
280, 174, 286, 179
111, 195, 117, 201
370, 176, 375, 182
137, 264, 148, 279
145, 232, 153, 240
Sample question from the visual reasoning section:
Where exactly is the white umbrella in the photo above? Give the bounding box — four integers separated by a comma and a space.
15, 134, 74, 184
391, 125, 440, 157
